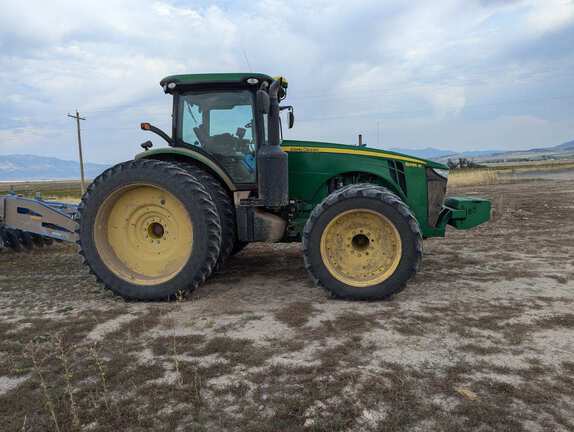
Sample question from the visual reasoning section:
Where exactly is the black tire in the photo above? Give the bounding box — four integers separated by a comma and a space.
303, 184, 422, 300
31, 234, 45, 248
17, 231, 34, 250
230, 241, 248, 256
173, 162, 236, 272
78, 159, 221, 300
2, 228, 22, 252
0, 227, 11, 251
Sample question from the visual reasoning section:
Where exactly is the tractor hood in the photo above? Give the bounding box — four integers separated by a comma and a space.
281, 140, 448, 170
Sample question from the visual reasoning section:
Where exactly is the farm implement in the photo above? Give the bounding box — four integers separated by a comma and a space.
0, 194, 78, 251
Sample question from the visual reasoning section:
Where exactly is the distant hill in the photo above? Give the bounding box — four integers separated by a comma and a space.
556, 140, 574, 151
528, 139, 574, 153
432, 139, 574, 164
390, 147, 502, 160
0, 155, 109, 181
392, 139, 574, 163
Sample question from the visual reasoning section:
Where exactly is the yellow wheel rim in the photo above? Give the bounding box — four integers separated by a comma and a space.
94, 184, 193, 285
320, 209, 402, 287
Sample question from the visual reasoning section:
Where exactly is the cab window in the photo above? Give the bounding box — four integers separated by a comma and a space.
179, 90, 256, 184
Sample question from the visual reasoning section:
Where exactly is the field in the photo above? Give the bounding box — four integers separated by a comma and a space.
1, 171, 574, 431
448, 159, 574, 187
0, 180, 84, 204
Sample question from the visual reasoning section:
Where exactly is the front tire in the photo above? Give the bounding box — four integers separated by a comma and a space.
78, 159, 221, 300
303, 184, 422, 300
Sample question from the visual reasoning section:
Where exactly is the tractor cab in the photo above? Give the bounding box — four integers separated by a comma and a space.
144, 73, 291, 199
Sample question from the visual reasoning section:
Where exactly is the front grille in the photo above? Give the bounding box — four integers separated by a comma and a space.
388, 161, 408, 195
426, 168, 447, 227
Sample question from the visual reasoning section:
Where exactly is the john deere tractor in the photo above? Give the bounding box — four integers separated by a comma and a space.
78, 73, 490, 301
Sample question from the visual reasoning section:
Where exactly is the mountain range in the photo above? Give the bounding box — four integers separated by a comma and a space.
1, 139, 573, 181
391, 139, 574, 163
0, 155, 109, 182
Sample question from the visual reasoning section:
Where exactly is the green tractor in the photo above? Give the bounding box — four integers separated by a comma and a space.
78, 73, 490, 301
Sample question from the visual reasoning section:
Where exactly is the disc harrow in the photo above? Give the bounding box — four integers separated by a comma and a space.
0, 194, 78, 253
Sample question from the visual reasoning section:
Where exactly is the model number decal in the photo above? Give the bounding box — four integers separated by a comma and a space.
282, 146, 426, 165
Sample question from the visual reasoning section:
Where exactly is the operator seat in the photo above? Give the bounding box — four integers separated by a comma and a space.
193, 125, 210, 148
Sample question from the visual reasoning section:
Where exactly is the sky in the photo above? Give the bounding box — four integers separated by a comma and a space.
1, 0, 573, 164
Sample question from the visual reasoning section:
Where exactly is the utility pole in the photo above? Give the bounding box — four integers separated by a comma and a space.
67, 110, 86, 194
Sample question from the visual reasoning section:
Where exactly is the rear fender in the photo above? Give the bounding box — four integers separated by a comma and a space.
135, 148, 237, 192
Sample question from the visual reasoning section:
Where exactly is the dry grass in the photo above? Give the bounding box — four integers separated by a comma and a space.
448, 159, 574, 187
448, 169, 499, 186
488, 159, 574, 171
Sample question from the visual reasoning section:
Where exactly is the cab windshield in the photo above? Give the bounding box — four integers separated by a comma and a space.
179, 90, 256, 184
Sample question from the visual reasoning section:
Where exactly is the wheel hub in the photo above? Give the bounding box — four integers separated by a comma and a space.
147, 221, 165, 240
320, 209, 402, 287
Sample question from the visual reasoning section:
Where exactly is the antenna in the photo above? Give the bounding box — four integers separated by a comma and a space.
241, 48, 252, 72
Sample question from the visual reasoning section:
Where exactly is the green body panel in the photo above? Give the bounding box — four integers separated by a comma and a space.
283, 139, 447, 169
160, 73, 272, 88
135, 147, 237, 191
281, 140, 447, 238
442, 196, 491, 230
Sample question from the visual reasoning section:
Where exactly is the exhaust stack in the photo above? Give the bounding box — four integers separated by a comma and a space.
257, 79, 289, 207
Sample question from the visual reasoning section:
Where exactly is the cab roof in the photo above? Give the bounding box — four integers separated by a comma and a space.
160, 73, 273, 89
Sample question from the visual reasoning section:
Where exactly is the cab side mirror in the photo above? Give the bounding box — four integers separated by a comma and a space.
280, 106, 295, 129
287, 110, 295, 129
256, 90, 270, 114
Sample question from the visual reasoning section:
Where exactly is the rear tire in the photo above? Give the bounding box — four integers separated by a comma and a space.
303, 184, 422, 300
174, 162, 236, 272
78, 159, 221, 300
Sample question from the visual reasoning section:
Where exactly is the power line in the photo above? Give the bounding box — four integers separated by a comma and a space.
69, 91, 574, 134
297, 93, 574, 123
75, 66, 573, 117
241, 48, 253, 72
289, 75, 574, 104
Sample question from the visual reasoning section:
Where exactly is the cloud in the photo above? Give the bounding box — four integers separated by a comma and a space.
526, 0, 574, 34
0, 0, 573, 163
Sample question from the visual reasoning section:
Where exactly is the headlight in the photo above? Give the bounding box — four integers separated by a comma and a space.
432, 168, 449, 179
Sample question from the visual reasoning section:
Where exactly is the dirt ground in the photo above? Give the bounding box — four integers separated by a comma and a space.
1, 176, 573, 432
